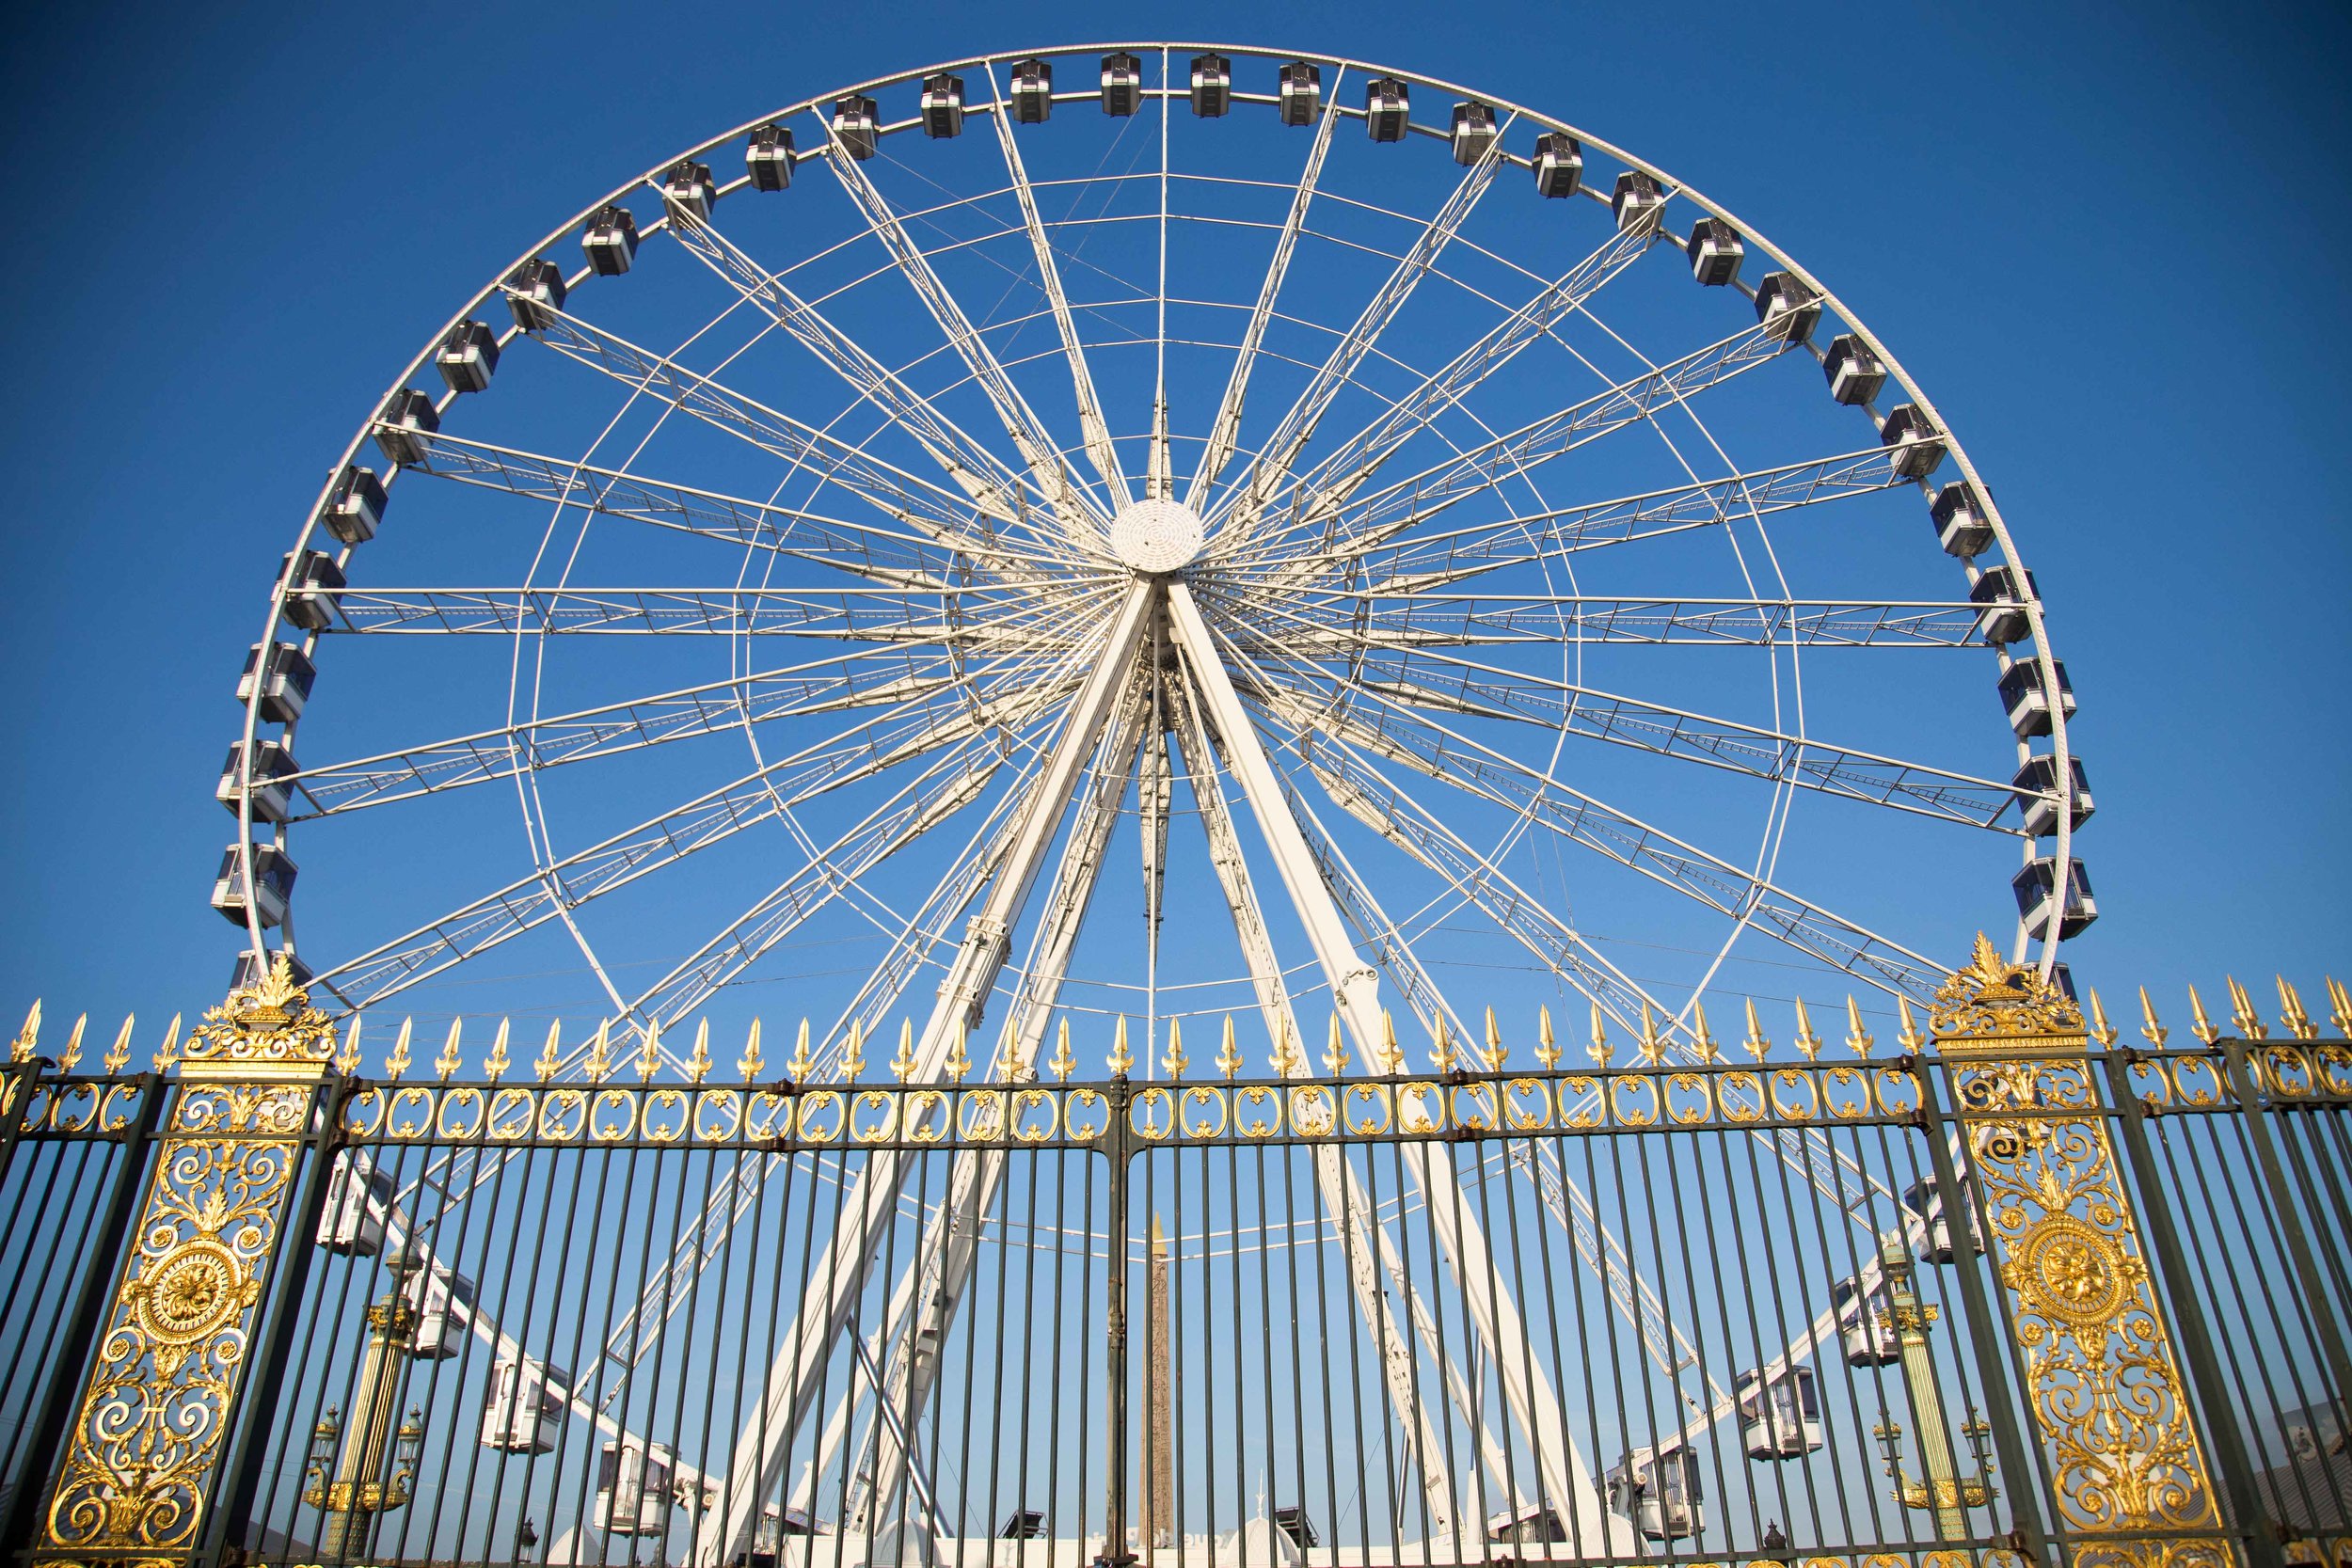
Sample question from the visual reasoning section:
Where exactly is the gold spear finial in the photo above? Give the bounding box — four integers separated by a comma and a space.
890, 1020, 918, 1083
2328, 977, 2352, 1038
1535, 1005, 1560, 1069
2226, 976, 2267, 1041
1429, 1017, 1458, 1074
1108, 1015, 1135, 1077
435, 1020, 464, 1082
1378, 1008, 1406, 1074
1690, 1002, 1720, 1064
1163, 1017, 1186, 1081
1743, 997, 1771, 1062
945, 1019, 972, 1083
485, 1019, 512, 1082
743, 1018, 771, 1082
103, 1014, 135, 1075
2186, 985, 2220, 1047
1481, 1006, 1506, 1072
636, 1021, 664, 1083
1324, 1012, 1350, 1076
152, 1013, 183, 1073
582, 1021, 612, 1083
60, 1014, 86, 1072
1634, 1002, 1664, 1066
534, 1021, 562, 1083
336, 1017, 364, 1076
2087, 990, 2117, 1048
386, 1018, 416, 1081
1270, 1015, 1300, 1077
1791, 998, 1823, 1061
1843, 997, 1873, 1060
1588, 1003, 1613, 1069
1896, 996, 1927, 1054
11, 1000, 40, 1064
1048, 1018, 1076, 1083
2277, 977, 2317, 1042
687, 1019, 712, 1085
783, 1019, 812, 1082
2138, 986, 2169, 1049
1216, 1015, 1243, 1081
839, 1020, 865, 1081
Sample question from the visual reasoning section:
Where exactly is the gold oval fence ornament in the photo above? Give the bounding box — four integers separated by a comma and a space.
1343, 1084, 1392, 1136
1065, 1088, 1109, 1142
693, 1088, 742, 1143
1179, 1086, 1228, 1140
488, 1086, 533, 1140
795, 1089, 843, 1144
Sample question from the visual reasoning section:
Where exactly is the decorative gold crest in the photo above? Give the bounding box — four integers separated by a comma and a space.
1929, 932, 2085, 1041
179, 953, 339, 1077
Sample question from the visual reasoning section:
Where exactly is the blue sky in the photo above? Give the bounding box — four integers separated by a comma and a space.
2, 0, 2347, 1048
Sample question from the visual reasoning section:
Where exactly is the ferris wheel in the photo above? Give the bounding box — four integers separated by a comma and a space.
217, 41, 2090, 1559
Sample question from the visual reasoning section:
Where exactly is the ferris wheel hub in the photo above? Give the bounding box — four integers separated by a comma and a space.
1106, 497, 1205, 574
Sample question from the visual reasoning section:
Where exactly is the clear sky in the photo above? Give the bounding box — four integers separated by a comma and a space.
2, 0, 2347, 1045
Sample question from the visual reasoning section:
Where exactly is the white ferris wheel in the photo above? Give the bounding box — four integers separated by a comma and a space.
216, 42, 2092, 1557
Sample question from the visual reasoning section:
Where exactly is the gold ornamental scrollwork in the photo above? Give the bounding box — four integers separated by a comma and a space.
1931, 935, 2225, 1565
41, 955, 331, 1563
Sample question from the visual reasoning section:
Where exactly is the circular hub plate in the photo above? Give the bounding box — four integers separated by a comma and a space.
1107, 498, 1205, 574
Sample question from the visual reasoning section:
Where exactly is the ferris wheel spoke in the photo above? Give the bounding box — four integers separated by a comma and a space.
1184, 66, 1346, 513
389, 429, 957, 588
1348, 443, 1917, 592
527, 306, 1052, 565
1249, 642, 2020, 828
315, 580, 1104, 640
1254, 200, 1665, 543
283, 645, 975, 819
1241, 668, 1944, 997
979, 63, 1130, 505
817, 116, 1108, 534
658, 201, 1076, 548
1212, 123, 1514, 550
1224, 316, 1793, 570
311, 669, 1063, 1012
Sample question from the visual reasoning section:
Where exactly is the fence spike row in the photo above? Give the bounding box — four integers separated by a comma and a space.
840, 1020, 865, 1081
1481, 1006, 1505, 1072
152, 1013, 181, 1073
2086, 990, 2117, 1048
2277, 977, 2317, 1041
685, 1020, 709, 1084
61, 1014, 87, 1072
2226, 976, 2267, 1041
1897, 995, 1928, 1054
2186, 985, 2220, 1046
12, 1000, 39, 1063
945, 1020, 971, 1083
1743, 997, 1771, 1062
1378, 1008, 1405, 1074
2329, 976, 2352, 1037
785, 1019, 811, 1082
891, 1020, 918, 1083
103, 1014, 135, 1075
1589, 1003, 1612, 1068
2138, 986, 2169, 1049
1792, 997, 1823, 1061
484, 1019, 511, 1083
335, 1017, 363, 1076
1429, 1017, 1458, 1074
535, 1021, 562, 1083
1325, 1011, 1349, 1076
1844, 996, 1872, 1060
631, 1020, 660, 1083
1691, 1001, 1719, 1063
583, 1021, 612, 1083
1216, 1015, 1243, 1081
1636, 1001, 1665, 1065
1535, 1005, 1560, 1069
1049, 1018, 1075, 1083
1108, 1015, 1135, 1077
1270, 1014, 1298, 1077
1163, 1017, 1186, 1081
386, 1018, 414, 1082
435, 1020, 464, 1082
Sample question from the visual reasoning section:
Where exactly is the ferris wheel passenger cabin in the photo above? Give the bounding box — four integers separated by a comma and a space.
661, 158, 719, 222
1834, 1274, 1901, 1365
320, 465, 384, 546
373, 387, 439, 466
2013, 857, 2098, 941
1931, 483, 1993, 557
920, 74, 964, 137
481, 1357, 569, 1453
314, 1150, 395, 1255
502, 259, 566, 332
1010, 57, 1053, 123
217, 740, 297, 825
832, 96, 880, 160
596, 1440, 677, 1535
211, 843, 294, 929
1822, 334, 1887, 405
745, 122, 796, 190
435, 319, 501, 389
1101, 53, 1142, 115
1189, 54, 1231, 116
1607, 1444, 1704, 1540
1452, 101, 1499, 164
1969, 566, 2040, 644
275, 550, 345, 633
1365, 76, 1409, 142
1612, 170, 1664, 231
1735, 1365, 1825, 1459
2012, 755, 2093, 839
1278, 60, 1321, 125
1533, 132, 1582, 197
1900, 1177, 1983, 1263
1998, 658, 2074, 738
407, 1267, 476, 1358
1879, 404, 1946, 479
1754, 272, 1820, 345
238, 641, 315, 724
581, 205, 639, 277
1687, 217, 1743, 285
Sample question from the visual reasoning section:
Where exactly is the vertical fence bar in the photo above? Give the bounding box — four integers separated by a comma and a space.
1100, 1077, 1133, 1568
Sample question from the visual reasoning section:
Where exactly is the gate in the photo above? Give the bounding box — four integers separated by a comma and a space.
1, 949, 2344, 1568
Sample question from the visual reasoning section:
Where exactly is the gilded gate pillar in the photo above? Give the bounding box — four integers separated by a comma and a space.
38, 957, 337, 1566
1930, 937, 2227, 1568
